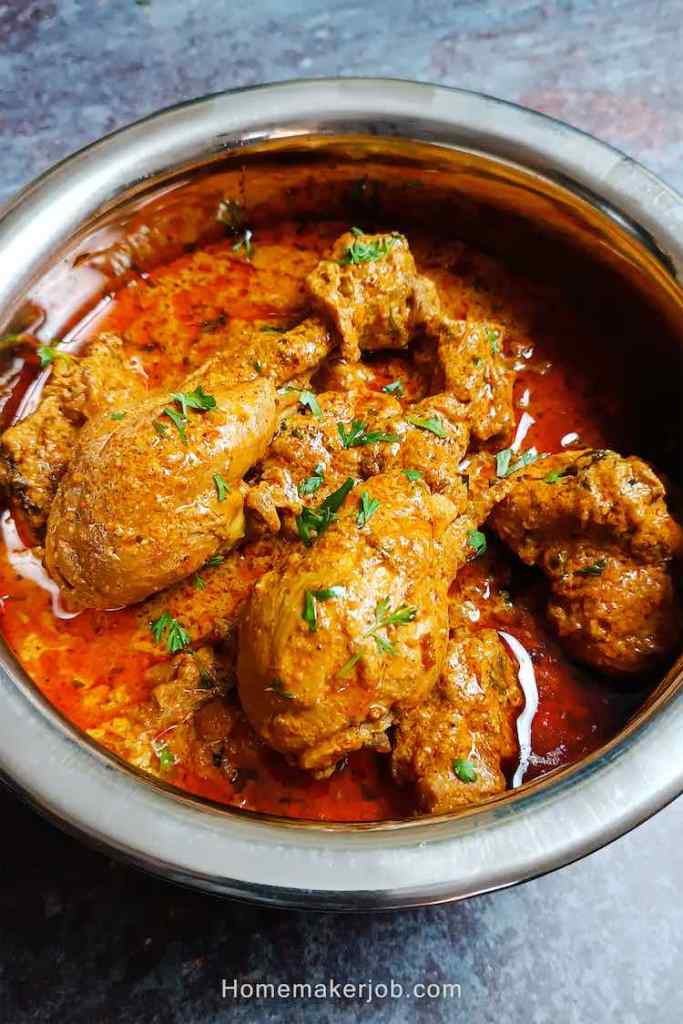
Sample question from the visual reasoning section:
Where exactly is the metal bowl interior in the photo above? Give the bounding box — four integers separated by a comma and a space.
0, 79, 682, 909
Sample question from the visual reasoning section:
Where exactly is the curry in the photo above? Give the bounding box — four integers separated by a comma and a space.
0, 167, 679, 822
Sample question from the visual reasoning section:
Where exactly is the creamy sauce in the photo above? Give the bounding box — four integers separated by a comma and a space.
0, 510, 79, 620
499, 630, 540, 788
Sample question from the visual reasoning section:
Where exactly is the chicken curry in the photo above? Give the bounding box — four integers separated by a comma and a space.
0, 165, 680, 822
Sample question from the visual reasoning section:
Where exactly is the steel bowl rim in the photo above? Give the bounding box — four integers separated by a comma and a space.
0, 77, 682, 909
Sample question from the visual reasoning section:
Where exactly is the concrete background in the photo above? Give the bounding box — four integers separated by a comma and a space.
1, 2, 682, 1021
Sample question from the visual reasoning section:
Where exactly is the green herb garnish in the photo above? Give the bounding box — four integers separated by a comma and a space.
302, 585, 345, 632
213, 473, 229, 502
468, 529, 487, 557
339, 598, 418, 674
205, 554, 224, 568
337, 229, 398, 266
150, 611, 191, 653
298, 463, 325, 497
544, 467, 570, 484
38, 341, 72, 369
193, 575, 206, 591
402, 468, 423, 481
153, 420, 169, 438
253, 360, 263, 374
496, 447, 538, 478
337, 419, 399, 449
576, 559, 607, 577
157, 744, 175, 771
452, 758, 477, 783
487, 328, 500, 355
170, 386, 216, 416
259, 324, 288, 334
357, 491, 380, 527
216, 198, 243, 230
232, 228, 253, 258
296, 477, 355, 545
265, 677, 296, 701
406, 415, 447, 438
110, 411, 126, 421
382, 379, 404, 397
162, 405, 188, 444
286, 386, 322, 419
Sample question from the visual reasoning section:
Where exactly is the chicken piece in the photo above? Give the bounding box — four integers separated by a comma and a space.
237, 471, 459, 776
45, 375, 277, 610
188, 316, 333, 390
147, 646, 223, 731
306, 230, 441, 362
0, 333, 144, 532
392, 627, 522, 813
138, 536, 285, 647
434, 319, 515, 443
359, 392, 471, 499
245, 388, 402, 534
246, 383, 472, 536
490, 449, 683, 674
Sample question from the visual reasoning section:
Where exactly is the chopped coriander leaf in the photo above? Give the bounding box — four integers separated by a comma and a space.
38, 342, 72, 369
337, 651, 363, 678
302, 585, 344, 632
382, 379, 404, 397
468, 529, 487, 557
253, 360, 263, 374
357, 490, 380, 527
337, 419, 399, 448
265, 677, 296, 701
232, 228, 253, 258
213, 473, 229, 502
298, 464, 325, 497
544, 467, 569, 484
259, 324, 288, 333
110, 411, 126, 421
402, 468, 423, 481
487, 328, 500, 354
373, 599, 417, 630
296, 477, 355, 545
170, 386, 216, 416
216, 197, 242, 229
162, 405, 187, 444
314, 585, 345, 601
303, 589, 317, 632
406, 415, 447, 438
337, 231, 398, 266
576, 558, 607, 577
205, 554, 224, 568
286, 386, 322, 418
153, 420, 169, 438
373, 633, 396, 655
157, 744, 175, 771
452, 758, 477, 783
496, 447, 538, 478
150, 611, 191, 653
193, 574, 206, 591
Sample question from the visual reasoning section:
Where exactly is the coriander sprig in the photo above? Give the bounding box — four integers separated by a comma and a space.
150, 611, 191, 653
337, 228, 398, 266
337, 597, 417, 675
337, 419, 399, 449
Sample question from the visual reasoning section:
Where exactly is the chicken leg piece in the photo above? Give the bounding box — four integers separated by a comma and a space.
237, 469, 464, 777
45, 373, 277, 610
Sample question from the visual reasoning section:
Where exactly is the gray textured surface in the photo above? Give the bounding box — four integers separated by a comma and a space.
1, 1, 682, 1021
